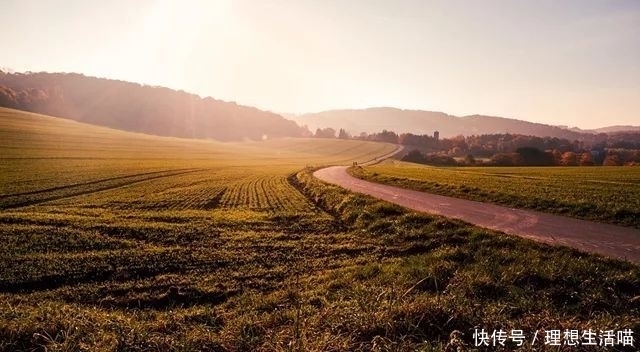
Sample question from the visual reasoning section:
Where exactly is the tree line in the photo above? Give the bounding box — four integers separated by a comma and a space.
313, 128, 640, 166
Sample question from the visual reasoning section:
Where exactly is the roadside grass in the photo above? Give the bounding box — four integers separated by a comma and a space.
350, 160, 640, 228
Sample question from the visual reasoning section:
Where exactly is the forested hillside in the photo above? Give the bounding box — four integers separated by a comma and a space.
0, 71, 307, 141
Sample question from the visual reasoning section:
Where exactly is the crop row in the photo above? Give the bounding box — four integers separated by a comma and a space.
0, 168, 201, 210
218, 174, 312, 211
32, 169, 313, 213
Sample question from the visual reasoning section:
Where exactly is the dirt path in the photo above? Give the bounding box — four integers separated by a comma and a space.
358, 145, 405, 166
314, 166, 640, 264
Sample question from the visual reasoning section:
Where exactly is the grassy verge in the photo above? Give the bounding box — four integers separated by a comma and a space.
294, 168, 640, 351
349, 162, 640, 228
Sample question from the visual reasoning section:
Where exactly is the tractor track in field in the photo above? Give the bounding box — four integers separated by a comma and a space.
314, 165, 640, 264
1, 168, 201, 198
1, 168, 204, 210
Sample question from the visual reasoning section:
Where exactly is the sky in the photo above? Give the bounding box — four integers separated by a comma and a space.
1, 0, 639, 129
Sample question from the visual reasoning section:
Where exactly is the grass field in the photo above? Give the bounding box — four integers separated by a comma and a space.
1, 108, 639, 351
350, 160, 640, 228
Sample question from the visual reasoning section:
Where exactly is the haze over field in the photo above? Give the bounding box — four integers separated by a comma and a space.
5, 72, 638, 141
3, 2, 640, 350
290, 108, 596, 139
0, 72, 307, 141
2, 0, 640, 130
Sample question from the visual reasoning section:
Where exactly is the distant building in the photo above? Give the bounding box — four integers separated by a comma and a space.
434, 131, 440, 141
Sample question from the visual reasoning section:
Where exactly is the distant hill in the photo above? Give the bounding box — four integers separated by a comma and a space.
566, 125, 640, 134
293, 107, 597, 140
0, 71, 307, 141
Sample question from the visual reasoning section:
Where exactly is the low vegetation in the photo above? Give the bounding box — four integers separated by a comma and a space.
1, 109, 639, 351
350, 160, 640, 228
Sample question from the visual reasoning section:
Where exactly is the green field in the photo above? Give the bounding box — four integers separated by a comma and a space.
350, 160, 640, 228
1, 108, 639, 351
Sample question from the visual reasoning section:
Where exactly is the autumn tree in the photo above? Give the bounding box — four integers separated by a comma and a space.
602, 154, 621, 166
579, 152, 594, 166
560, 152, 578, 166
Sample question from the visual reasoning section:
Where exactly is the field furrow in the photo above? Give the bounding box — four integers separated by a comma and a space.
0, 169, 204, 210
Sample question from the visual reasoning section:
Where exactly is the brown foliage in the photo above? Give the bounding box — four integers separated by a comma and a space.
579, 152, 594, 166
560, 151, 578, 166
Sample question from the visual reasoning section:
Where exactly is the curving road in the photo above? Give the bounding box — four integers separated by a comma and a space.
314, 166, 640, 264
358, 145, 405, 166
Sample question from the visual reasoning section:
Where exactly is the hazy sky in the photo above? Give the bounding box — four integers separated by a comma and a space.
2, 0, 639, 128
